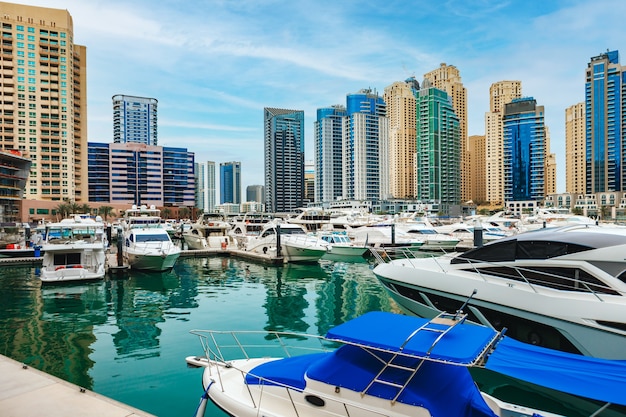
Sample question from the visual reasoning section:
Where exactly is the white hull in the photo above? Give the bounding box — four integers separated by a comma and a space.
126, 248, 180, 271
282, 237, 328, 263
326, 245, 369, 257
373, 257, 626, 359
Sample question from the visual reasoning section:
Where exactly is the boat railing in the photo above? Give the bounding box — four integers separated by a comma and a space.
189, 330, 403, 417
369, 247, 441, 264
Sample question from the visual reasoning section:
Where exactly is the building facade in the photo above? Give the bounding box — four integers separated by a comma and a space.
503, 97, 546, 203
342, 89, 389, 201
314, 105, 346, 203
485, 81, 522, 206
220, 161, 241, 205
468, 135, 486, 203
383, 78, 418, 199
565, 102, 586, 194
264, 107, 305, 213
195, 161, 216, 213
87, 142, 195, 208
585, 50, 626, 194
112, 95, 158, 145
0, 150, 30, 222
0, 2, 88, 202
423, 64, 468, 202
415, 83, 461, 215
246, 184, 264, 204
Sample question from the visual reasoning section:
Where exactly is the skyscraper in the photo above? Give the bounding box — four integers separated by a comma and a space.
343, 89, 389, 201
565, 103, 586, 194
585, 50, 625, 193
112, 95, 158, 145
503, 98, 546, 202
246, 185, 264, 204
196, 161, 216, 213
485, 81, 522, 205
264, 108, 304, 213
383, 78, 418, 199
0, 2, 88, 201
314, 105, 346, 202
423, 64, 468, 201
220, 161, 241, 205
415, 83, 460, 214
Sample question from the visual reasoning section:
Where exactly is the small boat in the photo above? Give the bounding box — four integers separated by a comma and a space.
182, 213, 233, 250
318, 231, 369, 258
39, 215, 107, 283
186, 310, 626, 417
122, 205, 181, 272
371, 223, 626, 359
244, 220, 328, 263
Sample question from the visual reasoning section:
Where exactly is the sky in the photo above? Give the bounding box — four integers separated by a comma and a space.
12, 0, 626, 195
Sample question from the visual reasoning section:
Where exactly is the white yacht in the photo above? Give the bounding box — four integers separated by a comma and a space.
244, 220, 328, 263
39, 215, 107, 283
371, 224, 626, 359
182, 213, 232, 250
122, 205, 181, 272
317, 231, 369, 258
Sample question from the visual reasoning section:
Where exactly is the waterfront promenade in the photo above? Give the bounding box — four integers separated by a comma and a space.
0, 354, 155, 417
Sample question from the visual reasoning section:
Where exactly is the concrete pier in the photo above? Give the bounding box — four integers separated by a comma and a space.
0, 354, 155, 417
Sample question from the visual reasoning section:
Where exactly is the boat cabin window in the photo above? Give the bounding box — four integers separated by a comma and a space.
279, 228, 305, 235
54, 253, 81, 266
465, 266, 620, 295
452, 239, 591, 264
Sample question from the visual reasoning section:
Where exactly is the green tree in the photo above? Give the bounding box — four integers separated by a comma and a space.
178, 207, 190, 219
97, 205, 114, 221
54, 203, 71, 220
161, 207, 171, 219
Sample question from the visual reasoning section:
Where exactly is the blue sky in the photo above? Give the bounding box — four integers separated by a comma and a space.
14, 0, 626, 195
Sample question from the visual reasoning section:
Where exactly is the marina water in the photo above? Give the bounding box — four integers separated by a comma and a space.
0, 256, 622, 417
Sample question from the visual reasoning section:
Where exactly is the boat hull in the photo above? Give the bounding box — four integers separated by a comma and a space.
373, 260, 626, 360
282, 242, 327, 263
126, 250, 180, 271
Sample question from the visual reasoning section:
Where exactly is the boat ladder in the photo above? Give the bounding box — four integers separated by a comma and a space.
361, 311, 468, 404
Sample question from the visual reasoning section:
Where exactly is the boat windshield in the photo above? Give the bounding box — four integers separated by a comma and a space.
135, 233, 170, 242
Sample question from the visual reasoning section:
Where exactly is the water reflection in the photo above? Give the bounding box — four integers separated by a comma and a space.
0, 257, 399, 417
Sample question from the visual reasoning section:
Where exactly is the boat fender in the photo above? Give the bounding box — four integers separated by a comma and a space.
193, 380, 213, 417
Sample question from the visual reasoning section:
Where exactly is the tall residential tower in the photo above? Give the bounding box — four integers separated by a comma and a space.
264, 107, 305, 213
220, 161, 241, 205
565, 103, 586, 194
585, 50, 626, 193
0, 2, 88, 201
314, 105, 346, 203
383, 78, 418, 199
112, 94, 158, 145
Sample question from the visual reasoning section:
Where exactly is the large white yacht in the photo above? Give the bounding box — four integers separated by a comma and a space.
39, 215, 107, 283
371, 224, 626, 359
182, 212, 232, 250
122, 205, 181, 271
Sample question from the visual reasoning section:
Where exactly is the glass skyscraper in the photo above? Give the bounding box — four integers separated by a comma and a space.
264, 108, 305, 213
585, 50, 626, 193
314, 105, 346, 203
112, 95, 158, 145
220, 161, 241, 205
503, 97, 546, 202
415, 83, 460, 213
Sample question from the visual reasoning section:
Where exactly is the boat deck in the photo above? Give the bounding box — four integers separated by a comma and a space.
0, 354, 155, 417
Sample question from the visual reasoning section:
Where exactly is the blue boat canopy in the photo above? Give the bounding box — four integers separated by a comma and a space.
325, 311, 500, 365
486, 336, 626, 407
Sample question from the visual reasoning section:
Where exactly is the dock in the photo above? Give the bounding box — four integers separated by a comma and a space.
0, 354, 155, 417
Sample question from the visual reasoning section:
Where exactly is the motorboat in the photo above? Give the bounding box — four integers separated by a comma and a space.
435, 221, 510, 249
186, 310, 626, 417
317, 231, 369, 258
228, 212, 274, 249
244, 220, 328, 263
122, 205, 181, 272
371, 224, 626, 359
182, 213, 233, 250
347, 225, 424, 250
393, 216, 460, 251
39, 215, 107, 283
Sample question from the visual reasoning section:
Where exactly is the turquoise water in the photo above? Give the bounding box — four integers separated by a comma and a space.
0, 256, 396, 417
0, 255, 623, 417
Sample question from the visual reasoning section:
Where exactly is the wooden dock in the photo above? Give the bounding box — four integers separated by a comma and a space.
0, 354, 155, 417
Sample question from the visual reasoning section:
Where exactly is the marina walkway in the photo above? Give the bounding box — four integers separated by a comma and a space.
0, 354, 155, 417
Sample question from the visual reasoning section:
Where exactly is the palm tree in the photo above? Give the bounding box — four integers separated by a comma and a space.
78, 203, 91, 215
54, 203, 71, 220
178, 207, 190, 220
161, 207, 171, 219
98, 205, 115, 222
